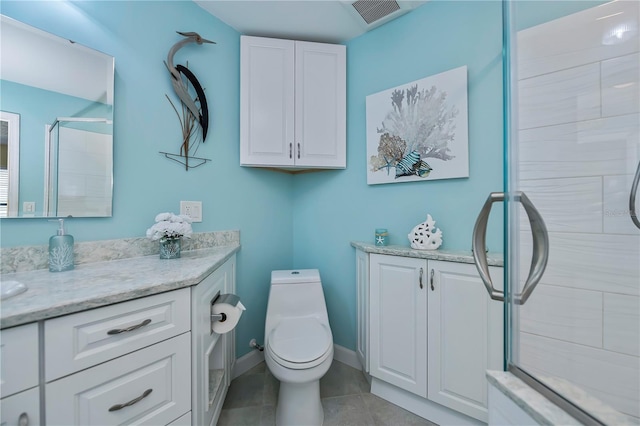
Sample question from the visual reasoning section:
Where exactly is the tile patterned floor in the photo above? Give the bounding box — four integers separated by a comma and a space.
218, 360, 438, 426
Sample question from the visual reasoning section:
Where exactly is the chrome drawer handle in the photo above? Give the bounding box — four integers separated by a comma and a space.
108, 388, 153, 412
419, 268, 423, 289
289, 143, 292, 159
297, 143, 301, 159
107, 319, 152, 335
430, 269, 434, 291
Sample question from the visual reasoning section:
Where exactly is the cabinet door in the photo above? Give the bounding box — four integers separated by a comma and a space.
355, 249, 369, 373
427, 260, 504, 422
369, 254, 428, 397
294, 41, 346, 168
240, 36, 295, 167
0, 323, 38, 398
0, 387, 40, 426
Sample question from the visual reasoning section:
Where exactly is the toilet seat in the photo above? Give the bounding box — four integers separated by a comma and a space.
267, 317, 332, 370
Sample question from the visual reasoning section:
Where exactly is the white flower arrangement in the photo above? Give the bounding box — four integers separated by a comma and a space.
146, 212, 193, 241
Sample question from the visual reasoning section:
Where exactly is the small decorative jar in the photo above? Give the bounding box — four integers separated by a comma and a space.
375, 228, 389, 246
159, 237, 181, 259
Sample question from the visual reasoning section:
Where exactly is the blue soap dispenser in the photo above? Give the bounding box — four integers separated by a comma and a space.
49, 219, 74, 272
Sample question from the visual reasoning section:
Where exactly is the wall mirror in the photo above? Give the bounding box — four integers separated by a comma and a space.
0, 15, 114, 218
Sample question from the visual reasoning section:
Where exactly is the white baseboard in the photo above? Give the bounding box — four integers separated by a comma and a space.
233, 344, 362, 379
332, 344, 362, 371
232, 349, 265, 379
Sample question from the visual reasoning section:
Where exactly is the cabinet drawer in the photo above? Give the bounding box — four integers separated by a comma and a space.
46, 332, 191, 426
0, 323, 39, 398
45, 288, 190, 381
0, 387, 40, 426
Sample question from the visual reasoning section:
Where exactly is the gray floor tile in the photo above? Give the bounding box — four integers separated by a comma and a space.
320, 360, 365, 398
362, 393, 438, 426
322, 394, 375, 426
222, 360, 437, 426
217, 406, 262, 426
223, 373, 265, 409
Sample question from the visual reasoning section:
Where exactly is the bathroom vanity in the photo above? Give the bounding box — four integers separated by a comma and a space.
353, 242, 504, 425
0, 233, 240, 426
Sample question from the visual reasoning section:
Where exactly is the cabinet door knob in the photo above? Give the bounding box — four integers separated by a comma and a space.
419, 268, 424, 289
430, 269, 435, 291
18, 412, 29, 426
108, 388, 153, 412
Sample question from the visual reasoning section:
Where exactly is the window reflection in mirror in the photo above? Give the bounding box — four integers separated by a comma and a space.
0, 15, 114, 218
0, 111, 20, 218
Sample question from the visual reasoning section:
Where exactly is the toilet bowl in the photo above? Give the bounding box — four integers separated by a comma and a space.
265, 269, 334, 426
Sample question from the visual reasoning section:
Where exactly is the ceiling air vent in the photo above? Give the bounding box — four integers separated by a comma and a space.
351, 0, 401, 25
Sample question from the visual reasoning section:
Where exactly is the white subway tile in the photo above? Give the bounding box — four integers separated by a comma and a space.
518, 63, 601, 130
520, 284, 603, 348
519, 231, 640, 296
602, 53, 640, 117
519, 177, 602, 233
517, 0, 640, 79
520, 333, 640, 419
519, 114, 639, 180
604, 293, 640, 357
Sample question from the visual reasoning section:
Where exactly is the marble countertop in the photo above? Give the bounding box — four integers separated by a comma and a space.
0, 244, 240, 329
487, 371, 636, 425
351, 241, 504, 267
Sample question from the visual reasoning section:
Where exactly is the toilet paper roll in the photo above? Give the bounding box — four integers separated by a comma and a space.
211, 297, 246, 334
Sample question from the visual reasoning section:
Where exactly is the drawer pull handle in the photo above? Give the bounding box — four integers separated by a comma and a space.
18, 412, 29, 426
108, 388, 153, 412
297, 143, 301, 159
419, 268, 424, 289
107, 319, 152, 335
430, 269, 435, 291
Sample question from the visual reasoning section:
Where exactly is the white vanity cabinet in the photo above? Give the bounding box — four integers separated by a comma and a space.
191, 254, 236, 426
240, 35, 346, 170
357, 248, 504, 424
355, 249, 369, 373
369, 254, 428, 397
0, 323, 40, 426
44, 288, 192, 425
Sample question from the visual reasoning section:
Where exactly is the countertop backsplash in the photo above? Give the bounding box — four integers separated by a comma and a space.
0, 230, 240, 274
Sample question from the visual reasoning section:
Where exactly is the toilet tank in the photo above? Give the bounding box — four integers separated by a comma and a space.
266, 270, 329, 333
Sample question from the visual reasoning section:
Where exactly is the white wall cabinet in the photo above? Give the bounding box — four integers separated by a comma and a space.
369, 254, 428, 398
358, 249, 504, 423
427, 260, 504, 422
240, 35, 346, 170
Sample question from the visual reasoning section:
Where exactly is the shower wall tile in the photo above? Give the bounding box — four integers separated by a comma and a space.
520, 333, 640, 419
519, 231, 640, 296
603, 174, 640, 235
518, 63, 601, 130
519, 284, 603, 348
519, 177, 602, 233
517, 0, 640, 79
601, 53, 640, 117
603, 293, 640, 357
518, 113, 639, 180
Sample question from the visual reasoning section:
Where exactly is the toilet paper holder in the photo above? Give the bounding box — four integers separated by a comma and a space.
210, 291, 242, 323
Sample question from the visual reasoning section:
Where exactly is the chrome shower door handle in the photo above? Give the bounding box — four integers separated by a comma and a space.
472, 191, 549, 305
472, 192, 505, 302
630, 161, 640, 229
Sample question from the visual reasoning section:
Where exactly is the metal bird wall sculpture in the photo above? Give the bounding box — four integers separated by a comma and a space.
165, 31, 215, 141
162, 31, 215, 170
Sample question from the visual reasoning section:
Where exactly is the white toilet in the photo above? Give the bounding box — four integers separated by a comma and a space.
265, 269, 334, 426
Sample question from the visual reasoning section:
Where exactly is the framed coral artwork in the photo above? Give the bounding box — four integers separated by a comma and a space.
366, 65, 469, 185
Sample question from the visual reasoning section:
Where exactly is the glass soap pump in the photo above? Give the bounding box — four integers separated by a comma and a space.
49, 219, 74, 272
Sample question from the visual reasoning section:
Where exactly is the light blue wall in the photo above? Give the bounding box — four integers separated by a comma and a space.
0, 1, 294, 357
292, 1, 505, 350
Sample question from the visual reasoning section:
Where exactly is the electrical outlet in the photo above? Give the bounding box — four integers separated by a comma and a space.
180, 201, 202, 222
23, 202, 35, 214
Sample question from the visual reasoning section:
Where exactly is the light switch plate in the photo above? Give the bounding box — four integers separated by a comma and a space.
180, 201, 202, 222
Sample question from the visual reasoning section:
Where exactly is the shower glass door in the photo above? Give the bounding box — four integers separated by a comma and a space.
505, 0, 639, 422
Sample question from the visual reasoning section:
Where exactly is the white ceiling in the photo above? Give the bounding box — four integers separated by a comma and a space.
194, 1, 428, 44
